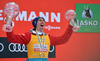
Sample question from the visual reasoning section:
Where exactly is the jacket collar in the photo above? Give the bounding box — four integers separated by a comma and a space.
30, 29, 45, 35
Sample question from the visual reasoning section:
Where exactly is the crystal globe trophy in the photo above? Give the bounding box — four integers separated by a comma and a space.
65, 10, 80, 31
2, 2, 20, 32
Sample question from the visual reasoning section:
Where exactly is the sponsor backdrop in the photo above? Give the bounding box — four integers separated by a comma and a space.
76, 4, 100, 32
0, 0, 100, 61
0, 38, 55, 58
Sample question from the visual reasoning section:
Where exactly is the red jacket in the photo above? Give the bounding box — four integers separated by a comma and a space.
6, 25, 73, 46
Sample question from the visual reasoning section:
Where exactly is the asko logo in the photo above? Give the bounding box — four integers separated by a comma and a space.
0, 10, 61, 30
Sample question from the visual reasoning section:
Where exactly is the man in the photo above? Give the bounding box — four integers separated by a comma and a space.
5, 16, 73, 61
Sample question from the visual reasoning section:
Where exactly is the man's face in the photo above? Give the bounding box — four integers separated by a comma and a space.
36, 18, 45, 31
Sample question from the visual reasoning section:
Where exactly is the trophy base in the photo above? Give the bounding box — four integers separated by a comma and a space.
2, 24, 12, 32
72, 26, 80, 31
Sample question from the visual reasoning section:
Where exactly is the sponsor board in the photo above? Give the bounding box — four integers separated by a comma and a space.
75, 4, 100, 32
0, 37, 56, 58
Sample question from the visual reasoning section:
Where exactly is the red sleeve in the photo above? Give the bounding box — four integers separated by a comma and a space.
6, 31, 31, 45
48, 25, 73, 46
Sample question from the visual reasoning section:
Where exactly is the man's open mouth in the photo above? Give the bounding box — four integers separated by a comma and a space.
41, 24, 44, 27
